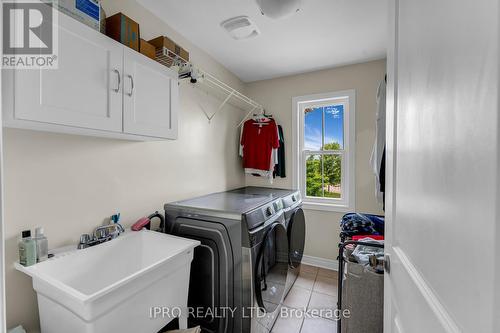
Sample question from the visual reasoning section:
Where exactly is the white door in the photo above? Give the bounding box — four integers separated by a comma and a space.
385, 0, 499, 332
11, 13, 123, 132
123, 48, 179, 139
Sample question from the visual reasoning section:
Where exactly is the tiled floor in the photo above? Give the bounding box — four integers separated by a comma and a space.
271, 265, 338, 333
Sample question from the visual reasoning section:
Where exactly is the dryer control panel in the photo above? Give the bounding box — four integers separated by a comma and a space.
243, 199, 284, 230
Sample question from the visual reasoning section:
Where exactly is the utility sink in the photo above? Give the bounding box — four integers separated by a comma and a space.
16, 230, 200, 333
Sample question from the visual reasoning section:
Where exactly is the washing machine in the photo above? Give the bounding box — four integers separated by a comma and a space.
165, 191, 289, 333
228, 187, 305, 296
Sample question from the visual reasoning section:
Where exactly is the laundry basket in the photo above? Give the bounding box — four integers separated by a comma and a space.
340, 249, 384, 333
337, 212, 385, 333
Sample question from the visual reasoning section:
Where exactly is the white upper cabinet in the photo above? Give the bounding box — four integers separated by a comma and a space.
6, 13, 123, 132
123, 48, 179, 139
2, 12, 179, 141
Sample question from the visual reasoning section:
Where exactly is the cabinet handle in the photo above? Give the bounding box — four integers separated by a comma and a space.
126, 75, 134, 97
113, 69, 121, 93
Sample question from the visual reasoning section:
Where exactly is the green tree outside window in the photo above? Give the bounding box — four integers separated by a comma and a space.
306, 142, 342, 198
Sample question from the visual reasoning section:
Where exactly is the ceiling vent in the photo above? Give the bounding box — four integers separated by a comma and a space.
221, 16, 260, 40
256, 0, 301, 19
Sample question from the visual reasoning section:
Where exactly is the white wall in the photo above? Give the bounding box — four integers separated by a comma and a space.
244, 59, 386, 261
3, 0, 246, 330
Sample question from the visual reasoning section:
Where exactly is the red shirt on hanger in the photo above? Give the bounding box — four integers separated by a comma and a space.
241, 118, 280, 171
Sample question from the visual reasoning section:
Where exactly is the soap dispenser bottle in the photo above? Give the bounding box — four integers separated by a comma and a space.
19, 230, 36, 266
34, 227, 48, 262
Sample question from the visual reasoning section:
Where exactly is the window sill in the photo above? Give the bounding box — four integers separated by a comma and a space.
302, 200, 354, 213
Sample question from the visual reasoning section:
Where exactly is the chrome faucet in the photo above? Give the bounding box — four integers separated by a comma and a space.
78, 214, 125, 249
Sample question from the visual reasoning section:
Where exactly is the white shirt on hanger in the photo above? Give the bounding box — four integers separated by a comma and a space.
370, 79, 387, 204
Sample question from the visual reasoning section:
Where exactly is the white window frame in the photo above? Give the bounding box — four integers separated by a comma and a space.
292, 90, 356, 212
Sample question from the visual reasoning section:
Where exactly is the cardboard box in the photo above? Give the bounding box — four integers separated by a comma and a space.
47, 0, 105, 32
106, 13, 140, 51
149, 36, 189, 61
140, 39, 156, 60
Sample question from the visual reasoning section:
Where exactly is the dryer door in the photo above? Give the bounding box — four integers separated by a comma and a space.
174, 218, 234, 333
255, 222, 289, 313
288, 208, 306, 269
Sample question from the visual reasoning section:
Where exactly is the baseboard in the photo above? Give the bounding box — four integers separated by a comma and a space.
301, 255, 338, 271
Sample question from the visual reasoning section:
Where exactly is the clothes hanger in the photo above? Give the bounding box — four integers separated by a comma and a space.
252, 110, 271, 125
252, 119, 269, 126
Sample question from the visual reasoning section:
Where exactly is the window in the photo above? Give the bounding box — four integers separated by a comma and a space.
292, 90, 355, 212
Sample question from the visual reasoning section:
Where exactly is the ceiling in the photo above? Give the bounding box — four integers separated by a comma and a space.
137, 0, 388, 82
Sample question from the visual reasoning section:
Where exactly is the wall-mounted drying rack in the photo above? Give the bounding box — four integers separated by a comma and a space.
154, 46, 264, 124
155, 47, 188, 68
185, 68, 264, 124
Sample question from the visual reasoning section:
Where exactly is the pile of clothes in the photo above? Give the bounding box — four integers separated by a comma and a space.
350, 237, 385, 272
340, 213, 385, 272
340, 213, 385, 239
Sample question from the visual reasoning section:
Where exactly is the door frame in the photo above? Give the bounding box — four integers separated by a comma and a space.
383, 0, 398, 331
0, 0, 6, 330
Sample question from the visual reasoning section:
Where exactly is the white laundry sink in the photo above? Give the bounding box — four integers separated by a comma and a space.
15, 230, 199, 333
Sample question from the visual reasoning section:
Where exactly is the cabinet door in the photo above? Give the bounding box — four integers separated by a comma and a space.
11, 13, 123, 132
123, 48, 179, 139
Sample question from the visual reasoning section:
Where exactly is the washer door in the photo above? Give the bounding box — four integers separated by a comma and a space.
288, 208, 306, 269
255, 222, 289, 313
